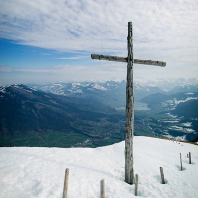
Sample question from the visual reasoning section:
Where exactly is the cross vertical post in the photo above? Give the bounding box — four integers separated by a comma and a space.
91, 21, 166, 185
125, 21, 134, 184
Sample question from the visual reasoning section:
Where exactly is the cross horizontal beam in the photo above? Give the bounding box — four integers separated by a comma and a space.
91, 54, 166, 67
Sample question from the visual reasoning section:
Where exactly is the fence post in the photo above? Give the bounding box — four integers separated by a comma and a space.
100, 179, 105, 198
189, 152, 191, 164
63, 168, 69, 198
135, 174, 138, 196
180, 153, 182, 171
160, 167, 165, 184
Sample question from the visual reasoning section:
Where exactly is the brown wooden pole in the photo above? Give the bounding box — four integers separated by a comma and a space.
125, 21, 134, 185
189, 152, 191, 164
100, 179, 105, 198
160, 167, 165, 184
135, 174, 139, 196
63, 168, 69, 198
180, 153, 183, 171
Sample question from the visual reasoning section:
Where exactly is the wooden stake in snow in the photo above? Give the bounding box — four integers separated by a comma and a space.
160, 167, 165, 184
63, 168, 69, 198
100, 179, 105, 198
91, 22, 166, 184
135, 174, 139, 196
180, 153, 183, 171
189, 152, 191, 164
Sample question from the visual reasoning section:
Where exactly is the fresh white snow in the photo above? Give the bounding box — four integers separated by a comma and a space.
0, 87, 6, 93
185, 128, 195, 133
163, 97, 198, 110
182, 122, 192, 127
0, 136, 198, 198
93, 84, 108, 91
160, 120, 179, 123
169, 126, 195, 134
72, 83, 81, 88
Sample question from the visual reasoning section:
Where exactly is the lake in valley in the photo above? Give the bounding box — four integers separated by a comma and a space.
115, 102, 150, 111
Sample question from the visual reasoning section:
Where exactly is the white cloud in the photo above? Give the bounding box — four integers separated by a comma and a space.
0, 62, 127, 85
56, 55, 89, 60
0, 0, 198, 83
1, 0, 197, 53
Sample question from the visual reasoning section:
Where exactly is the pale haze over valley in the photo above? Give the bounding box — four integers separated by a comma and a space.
0, 0, 198, 85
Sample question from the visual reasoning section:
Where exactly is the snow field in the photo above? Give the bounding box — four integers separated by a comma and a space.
0, 136, 198, 197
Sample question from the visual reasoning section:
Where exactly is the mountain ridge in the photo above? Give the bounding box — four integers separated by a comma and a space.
1, 79, 198, 147
29, 78, 198, 107
0, 84, 125, 147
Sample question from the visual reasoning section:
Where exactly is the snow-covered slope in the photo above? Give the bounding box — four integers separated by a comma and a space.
0, 137, 198, 198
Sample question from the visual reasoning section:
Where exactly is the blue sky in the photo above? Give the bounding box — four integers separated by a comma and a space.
0, 0, 198, 85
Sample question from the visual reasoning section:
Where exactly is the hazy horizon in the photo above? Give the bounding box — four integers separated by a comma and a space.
1, 77, 198, 89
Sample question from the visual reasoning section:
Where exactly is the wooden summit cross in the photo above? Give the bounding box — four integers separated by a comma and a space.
91, 21, 166, 185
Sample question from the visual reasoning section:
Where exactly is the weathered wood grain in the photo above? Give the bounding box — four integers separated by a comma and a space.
189, 152, 191, 164
180, 153, 183, 171
63, 168, 69, 198
125, 21, 134, 184
91, 21, 166, 185
100, 179, 105, 198
135, 174, 139, 196
91, 54, 166, 67
91, 54, 127, 63
134, 59, 166, 67
160, 167, 165, 184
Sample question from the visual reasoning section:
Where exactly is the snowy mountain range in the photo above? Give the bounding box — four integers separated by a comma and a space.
0, 78, 198, 147
0, 84, 126, 147
29, 78, 198, 142
1, 79, 198, 197
30, 78, 198, 107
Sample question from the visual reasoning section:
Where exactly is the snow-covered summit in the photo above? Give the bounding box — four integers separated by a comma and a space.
0, 136, 197, 198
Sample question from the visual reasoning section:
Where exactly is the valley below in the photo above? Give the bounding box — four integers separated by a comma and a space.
0, 79, 198, 148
